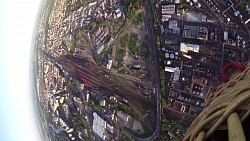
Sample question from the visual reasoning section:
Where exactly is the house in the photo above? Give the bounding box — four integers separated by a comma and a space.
107, 59, 113, 69
115, 8, 122, 18
97, 44, 105, 54
106, 123, 114, 133
100, 99, 106, 107
95, 27, 109, 44
88, 1, 97, 7
107, 38, 113, 46
80, 83, 85, 90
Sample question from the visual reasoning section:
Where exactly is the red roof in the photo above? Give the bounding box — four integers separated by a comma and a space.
103, 27, 109, 34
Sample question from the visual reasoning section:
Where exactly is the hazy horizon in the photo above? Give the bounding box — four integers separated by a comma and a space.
0, 0, 43, 140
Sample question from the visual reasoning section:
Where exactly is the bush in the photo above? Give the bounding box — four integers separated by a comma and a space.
132, 12, 144, 26
123, 0, 140, 19
116, 49, 126, 67
120, 33, 129, 48
68, 110, 85, 132
128, 33, 138, 54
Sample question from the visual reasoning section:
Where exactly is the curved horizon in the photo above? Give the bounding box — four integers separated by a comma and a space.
0, 0, 42, 140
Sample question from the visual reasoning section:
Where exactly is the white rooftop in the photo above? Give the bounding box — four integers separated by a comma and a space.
180, 43, 199, 53
107, 59, 113, 69
93, 112, 106, 140
165, 66, 176, 72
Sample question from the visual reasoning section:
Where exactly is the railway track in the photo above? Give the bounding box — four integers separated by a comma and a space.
58, 55, 156, 118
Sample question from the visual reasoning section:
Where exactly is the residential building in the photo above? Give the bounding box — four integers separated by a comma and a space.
93, 112, 107, 140
97, 44, 105, 54
107, 59, 113, 69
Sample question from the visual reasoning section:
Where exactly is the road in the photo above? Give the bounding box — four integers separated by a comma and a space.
144, 0, 161, 140
131, 0, 161, 141
202, 0, 250, 38
200, 0, 224, 27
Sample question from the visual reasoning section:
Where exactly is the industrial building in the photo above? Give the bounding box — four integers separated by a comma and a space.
162, 4, 176, 15
180, 43, 200, 53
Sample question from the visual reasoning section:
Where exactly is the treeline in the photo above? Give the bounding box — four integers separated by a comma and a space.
121, 0, 140, 18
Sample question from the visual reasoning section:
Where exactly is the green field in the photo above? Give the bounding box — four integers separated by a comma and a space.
44, 0, 56, 45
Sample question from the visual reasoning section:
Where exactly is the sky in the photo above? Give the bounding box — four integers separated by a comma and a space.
0, 0, 42, 140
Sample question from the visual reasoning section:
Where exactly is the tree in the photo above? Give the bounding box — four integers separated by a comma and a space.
68, 110, 85, 132
120, 33, 129, 48
128, 33, 138, 54
116, 49, 126, 68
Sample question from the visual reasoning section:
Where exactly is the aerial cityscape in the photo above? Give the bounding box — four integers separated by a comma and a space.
33, 0, 250, 140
